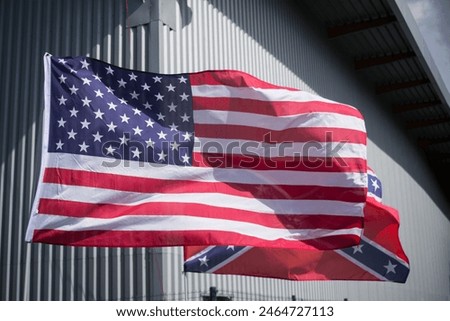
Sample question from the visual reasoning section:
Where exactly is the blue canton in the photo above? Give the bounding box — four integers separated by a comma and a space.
368, 172, 382, 200
48, 56, 194, 166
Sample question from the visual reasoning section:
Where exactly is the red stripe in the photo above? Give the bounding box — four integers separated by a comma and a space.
32, 229, 360, 249
363, 203, 409, 263
43, 168, 365, 202
193, 96, 363, 118
195, 123, 366, 144
189, 70, 297, 90
193, 152, 366, 173
38, 198, 363, 230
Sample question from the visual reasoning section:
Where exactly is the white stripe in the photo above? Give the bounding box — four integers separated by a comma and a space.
192, 85, 358, 110
361, 236, 410, 268
45, 153, 367, 188
32, 214, 362, 242
184, 246, 217, 263
335, 249, 388, 281
207, 247, 253, 273
26, 54, 52, 242
367, 193, 382, 204
194, 110, 366, 132
195, 137, 367, 159
39, 183, 365, 216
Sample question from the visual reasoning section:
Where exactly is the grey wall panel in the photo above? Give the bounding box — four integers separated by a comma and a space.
158, 0, 450, 300
0, 0, 163, 300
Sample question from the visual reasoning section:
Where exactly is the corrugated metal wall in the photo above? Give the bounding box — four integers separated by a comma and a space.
1, 0, 449, 301
158, 0, 450, 300
0, 0, 165, 300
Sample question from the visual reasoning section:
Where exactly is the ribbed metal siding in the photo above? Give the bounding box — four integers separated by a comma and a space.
0, 0, 164, 300
158, 0, 450, 300
1, 0, 449, 301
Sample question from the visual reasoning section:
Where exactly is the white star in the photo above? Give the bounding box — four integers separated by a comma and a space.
156, 112, 165, 121
145, 138, 155, 148
384, 260, 397, 275
166, 83, 176, 92
69, 68, 77, 74
157, 131, 167, 140
179, 92, 189, 101
117, 78, 127, 87
55, 140, 64, 150
141, 83, 151, 91
58, 95, 67, 105
153, 76, 162, 83
94, 89, 104, 98
143, 102, 152, 109
78, 141, 89, 152
169, 123, 178, 131
167, 102, 177, 112
81, 77, 92, 86
178, 76, 187, 83
58, 58, 67, 65
145, 118, 155, 128
155, 93, 164, 101
92, 131, 103, 142
198, 255, 209, 267
69, 107, 79, 117
107, 121, 117, 132
371, 178, 380, 192
157, 150, 167, 161
131, 148, 142, 159
69, 85, 79, 95
81, 96, 92, 107
93, 109, 105, 119
106, 86, 115, 94
93, 73, 102, 81
226, 246, 235, 251
105, 145, 116, 155
58, 74, 67, 83
120, 113, 130, 123
352, 244, 364, 254
132, 108, 142, 116
130, 91, 140, 100
105, 66, 114, 74
57, 117, 66, 127
181, 154, 190, 164
107, 102, 117, 110
118, 97, 128, 105
182, 132, 192, 141
80, 119, 91, 129
80, 59, 90, 69
180, 113, 190, 122
133, 126, 143, 136
67, 129, 77, 139
129, 72, 138, 81
170, 141, 180, 151
119, 134, 130, 145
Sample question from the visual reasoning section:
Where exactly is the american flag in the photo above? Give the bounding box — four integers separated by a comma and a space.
26, 54, 367, 248
184, 168, 410, 283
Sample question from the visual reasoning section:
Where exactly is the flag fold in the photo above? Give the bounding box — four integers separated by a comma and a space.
184, 168, 410, 283
26, 54, 367, 248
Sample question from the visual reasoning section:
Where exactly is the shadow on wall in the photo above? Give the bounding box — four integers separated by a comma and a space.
201, 0, 449, 213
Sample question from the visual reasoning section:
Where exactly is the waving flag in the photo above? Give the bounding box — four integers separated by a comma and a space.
184, 168, 410, 282
26, 54, 367, 248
